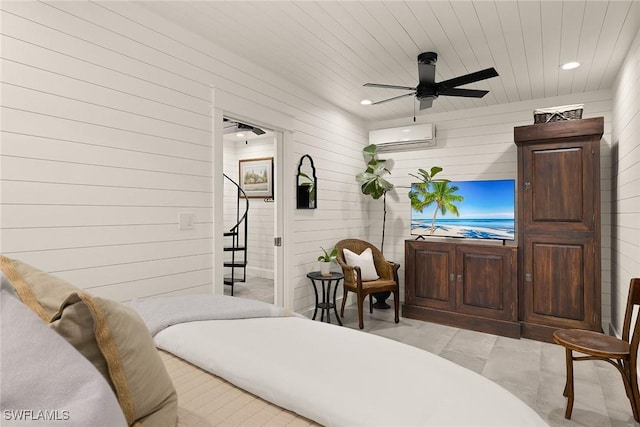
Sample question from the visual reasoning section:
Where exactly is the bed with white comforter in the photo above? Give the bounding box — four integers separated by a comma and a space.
132, 295, 548, 427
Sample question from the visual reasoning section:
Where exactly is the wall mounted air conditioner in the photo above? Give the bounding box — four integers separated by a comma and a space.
369, 123, 436, 153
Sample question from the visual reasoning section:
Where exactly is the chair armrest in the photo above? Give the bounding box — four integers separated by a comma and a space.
389, 261, 400, 283
377, 260, 400, 281
336, 259, 363, 290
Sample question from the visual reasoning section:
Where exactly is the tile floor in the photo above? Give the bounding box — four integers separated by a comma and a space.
229, 277, 637, 427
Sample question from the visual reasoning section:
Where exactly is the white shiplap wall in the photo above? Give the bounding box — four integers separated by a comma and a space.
0, 2, 369, 308
0, 1, 213, 301
367, 90, 614, 329
611, 28, 640, 335
290, 118, 371, 311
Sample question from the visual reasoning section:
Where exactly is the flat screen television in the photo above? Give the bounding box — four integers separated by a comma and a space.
410, 179, 515, 241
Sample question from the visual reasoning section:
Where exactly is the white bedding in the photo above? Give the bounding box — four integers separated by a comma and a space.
155, 316, 548, 427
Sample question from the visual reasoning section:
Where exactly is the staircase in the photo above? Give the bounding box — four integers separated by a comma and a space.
223, 173, 249, 296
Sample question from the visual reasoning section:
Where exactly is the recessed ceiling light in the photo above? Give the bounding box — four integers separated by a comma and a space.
561, 61, 580, 70
236, 133, 245, 137
360, 99, 372, 105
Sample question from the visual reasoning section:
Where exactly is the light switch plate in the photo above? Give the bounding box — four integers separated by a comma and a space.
178, 212, 195, 230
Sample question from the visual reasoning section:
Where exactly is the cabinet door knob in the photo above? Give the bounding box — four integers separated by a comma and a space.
457, 274, 463, 282
525, 273, 532, 282
449, 273, 455, 282
524, 182, 531, 190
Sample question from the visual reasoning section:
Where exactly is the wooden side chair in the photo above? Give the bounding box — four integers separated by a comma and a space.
335, 239, 400, 329
553, 277, 640, 422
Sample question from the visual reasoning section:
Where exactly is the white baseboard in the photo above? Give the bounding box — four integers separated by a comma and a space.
246, 266, 274, 280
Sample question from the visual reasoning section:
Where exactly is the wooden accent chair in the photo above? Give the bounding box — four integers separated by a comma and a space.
553, 278, 640, 422
335, 239, 400, 330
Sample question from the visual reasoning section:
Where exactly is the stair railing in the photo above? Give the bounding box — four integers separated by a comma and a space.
223, 174, 249, 295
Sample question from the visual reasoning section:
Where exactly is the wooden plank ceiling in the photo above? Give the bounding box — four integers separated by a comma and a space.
142, 1, 640, 122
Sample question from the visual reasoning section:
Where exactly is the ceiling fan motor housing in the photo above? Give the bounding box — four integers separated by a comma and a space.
418, 51, 438, 65
416, 84, 438, 100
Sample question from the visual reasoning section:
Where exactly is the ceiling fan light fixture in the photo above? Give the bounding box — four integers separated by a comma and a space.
360, 99, 372, 105
561, 61, 580, 70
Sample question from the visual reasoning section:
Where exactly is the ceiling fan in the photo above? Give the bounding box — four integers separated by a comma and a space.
363, 52, 499, 110
223, 118, 266, 135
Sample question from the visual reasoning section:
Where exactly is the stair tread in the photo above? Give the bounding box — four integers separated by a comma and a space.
224, 262, 247, 267
224, 231, 238, 237
224, 247, 246, 251
224, 278, 246, 284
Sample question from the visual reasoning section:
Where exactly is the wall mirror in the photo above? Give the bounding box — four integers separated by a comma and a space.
296, 154, 317, 209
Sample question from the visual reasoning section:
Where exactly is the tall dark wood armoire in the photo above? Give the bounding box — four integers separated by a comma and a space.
514, 117, 603, 342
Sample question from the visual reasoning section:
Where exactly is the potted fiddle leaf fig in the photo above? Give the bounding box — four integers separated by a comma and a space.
317, 246, 337, 277
355, 143, 395, 309
355, 144, 394, 253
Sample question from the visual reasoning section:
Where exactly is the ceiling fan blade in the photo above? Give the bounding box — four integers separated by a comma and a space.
437, 67, 499, 89
419, 98, 434, 110
372, 92, 416, 105
438, 88, 489, 98
418, 62, 436, 85
364, 83, 416, 90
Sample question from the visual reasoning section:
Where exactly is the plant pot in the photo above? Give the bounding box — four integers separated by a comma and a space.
319, 261, 332, 277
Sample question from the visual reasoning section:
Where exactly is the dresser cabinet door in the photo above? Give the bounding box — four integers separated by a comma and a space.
455, 245, 517, 321
405, 241, 455, 310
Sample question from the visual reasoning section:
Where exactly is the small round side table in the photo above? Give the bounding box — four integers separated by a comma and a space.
306, 271, 344, 326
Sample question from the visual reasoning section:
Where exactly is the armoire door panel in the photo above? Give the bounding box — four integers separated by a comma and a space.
522, 235, 595, 328
520, 140, 595, 233
531, 147, 583, 222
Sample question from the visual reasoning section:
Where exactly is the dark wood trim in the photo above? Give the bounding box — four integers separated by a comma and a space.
514, 117, 604, 144
403, 304, 521, 339
521, 322, 565, 343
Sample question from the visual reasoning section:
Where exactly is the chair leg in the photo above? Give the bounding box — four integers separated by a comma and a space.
369, 295, 373, 313
630, 361, 640, 422
393, 290, 399, 324
340, 288, 348, 317
357, 294, 365, 329
563, 348, 575, 419
619, 361, 640, 422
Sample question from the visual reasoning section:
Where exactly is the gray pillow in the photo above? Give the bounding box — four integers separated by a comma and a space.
0, 257, 178, 426
0, 286, 128, 427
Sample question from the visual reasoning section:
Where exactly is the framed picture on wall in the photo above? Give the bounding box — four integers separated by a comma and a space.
239, 157, 274, 198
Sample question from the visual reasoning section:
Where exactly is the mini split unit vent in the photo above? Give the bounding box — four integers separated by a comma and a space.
369, 123, 436, 153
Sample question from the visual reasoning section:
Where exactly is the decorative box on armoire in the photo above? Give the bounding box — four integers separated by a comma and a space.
514, 117, 603, 342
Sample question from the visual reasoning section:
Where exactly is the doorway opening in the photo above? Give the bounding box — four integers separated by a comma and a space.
221, 117, 276, 304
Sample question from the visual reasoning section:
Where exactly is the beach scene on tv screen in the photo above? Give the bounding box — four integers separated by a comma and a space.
411, 179, 515, 240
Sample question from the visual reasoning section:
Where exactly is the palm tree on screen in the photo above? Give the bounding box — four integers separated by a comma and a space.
410, 181, 464, 234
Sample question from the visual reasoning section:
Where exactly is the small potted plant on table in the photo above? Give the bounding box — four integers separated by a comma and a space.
318, 246, 337, 276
